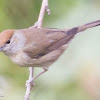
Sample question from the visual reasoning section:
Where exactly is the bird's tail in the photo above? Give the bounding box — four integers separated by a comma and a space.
78, 20, 100, 33
66, 20, 100, 42
45, 20, 100, 54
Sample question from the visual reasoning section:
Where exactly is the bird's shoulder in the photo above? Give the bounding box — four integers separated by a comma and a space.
22, 28, 68, 58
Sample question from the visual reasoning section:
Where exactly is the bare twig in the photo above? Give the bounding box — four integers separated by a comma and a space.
24, 67, 34, 100
29, 0, 50, 28
25, 0, 50, 100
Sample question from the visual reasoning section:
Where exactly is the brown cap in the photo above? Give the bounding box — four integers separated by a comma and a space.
0, 30, 14, 46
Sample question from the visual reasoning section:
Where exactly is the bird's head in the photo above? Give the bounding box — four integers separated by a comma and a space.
0, 29, 25, 57
0, 30, 14, 52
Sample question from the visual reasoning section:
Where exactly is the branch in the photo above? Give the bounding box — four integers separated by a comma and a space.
29, 0, 50, 28
24, 67, 34, 100
25, 0, 50, 100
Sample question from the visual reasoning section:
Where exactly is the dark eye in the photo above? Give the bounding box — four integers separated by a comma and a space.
6, 40, 10, 44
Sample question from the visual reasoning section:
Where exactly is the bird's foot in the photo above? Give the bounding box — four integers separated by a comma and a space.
29, 22, 39, 29
26, 78, 35, 88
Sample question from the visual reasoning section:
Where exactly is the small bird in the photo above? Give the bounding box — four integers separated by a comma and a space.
0, 20, 100, 80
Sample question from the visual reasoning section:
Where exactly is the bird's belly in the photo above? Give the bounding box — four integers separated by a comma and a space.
9, 52, 38, 67
9, 45, 67, 67
9, 52, 57, 67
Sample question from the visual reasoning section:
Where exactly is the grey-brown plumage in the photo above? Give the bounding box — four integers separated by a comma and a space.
0, 20, 100, 68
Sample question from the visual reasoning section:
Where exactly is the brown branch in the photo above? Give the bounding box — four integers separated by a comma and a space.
24, 67, 34, 100
29, 0, 50, 28
24, 0, 50, 100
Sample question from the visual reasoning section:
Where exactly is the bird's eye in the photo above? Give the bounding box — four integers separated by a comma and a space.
6, 40, 10, 44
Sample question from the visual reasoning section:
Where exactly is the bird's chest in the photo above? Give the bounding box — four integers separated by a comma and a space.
9, 52, 36, 67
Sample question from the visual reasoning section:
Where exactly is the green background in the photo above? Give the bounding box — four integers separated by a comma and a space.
0, 0, 100, 100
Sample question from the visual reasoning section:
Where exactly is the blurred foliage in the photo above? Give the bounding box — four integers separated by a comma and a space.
0, 0, 77, 30
0, 0, 100, 100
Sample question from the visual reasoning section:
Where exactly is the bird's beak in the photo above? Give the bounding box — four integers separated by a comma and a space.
0, 45, 4, 51
0, 48, 3, 51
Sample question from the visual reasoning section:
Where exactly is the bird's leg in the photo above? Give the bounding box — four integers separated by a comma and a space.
29, 67, 35, 87
34, 68, 48, 79
26, 67, 35, 88
28, 68, 48, 83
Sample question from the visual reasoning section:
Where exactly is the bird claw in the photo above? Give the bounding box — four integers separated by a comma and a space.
25, 78, 35, 88
33, 22, 39, 28
29, 22, 39, 29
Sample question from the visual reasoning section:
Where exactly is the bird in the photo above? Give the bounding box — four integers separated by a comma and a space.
0, 20, 100, 81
